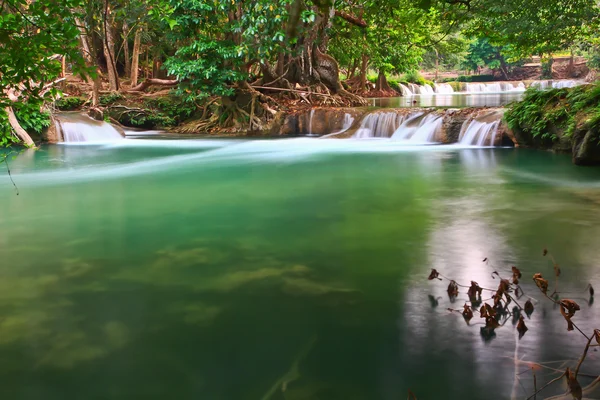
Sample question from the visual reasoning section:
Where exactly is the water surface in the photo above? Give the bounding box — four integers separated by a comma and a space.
370, 92, 524, 108
1, 139, 600, 400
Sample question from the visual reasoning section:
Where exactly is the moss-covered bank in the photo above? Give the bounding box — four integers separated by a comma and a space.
505, 83, 600, 165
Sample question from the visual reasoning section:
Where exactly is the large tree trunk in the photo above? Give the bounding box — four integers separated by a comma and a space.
130, 27, 142, 86
375, 69, 392, 92
103, 0, 119, 91
123, 22, 131, 76
5, 107, 35, 146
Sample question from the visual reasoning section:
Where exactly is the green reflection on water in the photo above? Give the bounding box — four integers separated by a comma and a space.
0, 141, 599, 399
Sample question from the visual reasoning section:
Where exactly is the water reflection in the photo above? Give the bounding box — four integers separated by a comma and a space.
369, 93, 524, 108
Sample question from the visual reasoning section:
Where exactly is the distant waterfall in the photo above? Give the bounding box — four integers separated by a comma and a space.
531, 80, 581, 90
465, 82, 526, 93
56, 113, 124, 143
391, 113, 443, 142
421, 84, 435, 94
353, 112, 406, 138
399, 84, 413, 96
434, 83, 454, 94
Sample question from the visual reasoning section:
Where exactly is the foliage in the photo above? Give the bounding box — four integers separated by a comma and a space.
402, 71, 433, 86
505, 83, 600, 147
0, 100, 51, 145
99, 93, 126, 106
55, 97, 86, 111
450, 74, 496, 82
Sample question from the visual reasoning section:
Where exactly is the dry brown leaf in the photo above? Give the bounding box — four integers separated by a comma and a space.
479, 303, 496, 319
590, 284, 595, 297
559, 299, 580, 331
594, 329, 600, 345
533, 273, 549, 294
428, 269, 440, 280
554, 264, 561, 277
543, 248, 548, 256
517, 315, 528, 338
511, 266, 522, 285
447, 280, 459, 297
463, 304, 473, 321
524, 299, 534, 315
566, 367, 582, 400
467, 281, 483, 298
485, 316, 500, 329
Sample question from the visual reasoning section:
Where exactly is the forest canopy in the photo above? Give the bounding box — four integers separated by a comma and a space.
1, 0, 599, 142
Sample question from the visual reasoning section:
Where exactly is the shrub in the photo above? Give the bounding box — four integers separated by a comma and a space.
55, 96, 85, 111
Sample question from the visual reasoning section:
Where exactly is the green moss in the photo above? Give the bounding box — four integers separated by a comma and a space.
55, 96, 86, 111
504, 82, 600, 149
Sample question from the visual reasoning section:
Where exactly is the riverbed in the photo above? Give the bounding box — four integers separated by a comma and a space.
1, 139, 600, 399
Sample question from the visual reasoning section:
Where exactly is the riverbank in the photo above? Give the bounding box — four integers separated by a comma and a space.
505, 82, 600, 165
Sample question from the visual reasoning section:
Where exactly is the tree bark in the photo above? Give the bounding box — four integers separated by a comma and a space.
123, 22, 131, 77
359, 54, 369, 91
130, 26, 142, 87
348, 58, 359, 79
127, 78, 178, 92
375, 69, 392, 92
76, 18, 101, 106
103, 0, 119, 91
5, 107, 35, 146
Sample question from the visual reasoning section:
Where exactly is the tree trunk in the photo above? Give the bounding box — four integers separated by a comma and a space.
76, 18, 101, 107
359, 54, 369, 91
5, 107, 35, 146
375, 69, 392, 92
103, 0, 119, 91
123, 22, 131, 76
130, 27, 142, 87
434, 48, 439, 81
348, 58, 358, 79
567, 49, 575, 77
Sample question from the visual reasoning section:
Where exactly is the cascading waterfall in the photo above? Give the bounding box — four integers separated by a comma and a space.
391, 113, 443, 142
458, 117, 501, 146
420, 84, 435, 94
399, 84, 413, 96
434, 83, 454, 94
321, 114, 355, 138
353, 112, 406, 138
307, 109, 316, 136
531, 79, 580, 90
56, 113, 124, 143
465, 82, 526, 93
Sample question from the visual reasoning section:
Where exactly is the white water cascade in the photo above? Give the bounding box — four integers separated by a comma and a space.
458, 112, 503, 146
391, 113, 443, 142
399, 84, 413, 96
465, 82, 526, 93
320, 114, 356, 138
434, 83, 454, 94
56, 113, 124, 143
353, 112, 406, 138
420, 84, 435, 94
531, 79, 581, 90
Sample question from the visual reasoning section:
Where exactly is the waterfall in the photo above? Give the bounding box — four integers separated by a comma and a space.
399, 84, 413, 96
321, 114, 355, 138
421, 84, 435, 94
353, 112, 406, 138
391, 113, 443, 142
458, 118, 501, 146
434, 83, 454, 94
308, 109, 315, 136
56, 113, 124, 143
408, 83, 420, 95
531, 80, 582, 90
465, 82, 526, 93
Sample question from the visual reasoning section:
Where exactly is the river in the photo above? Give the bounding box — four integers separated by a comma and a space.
0, 139, 599, 399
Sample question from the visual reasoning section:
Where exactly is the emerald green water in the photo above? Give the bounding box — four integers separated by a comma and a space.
1, 139, 600, 399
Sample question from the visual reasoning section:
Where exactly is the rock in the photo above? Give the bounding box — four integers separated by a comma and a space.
572, 126, 600, 166
88, 107, 104, 121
